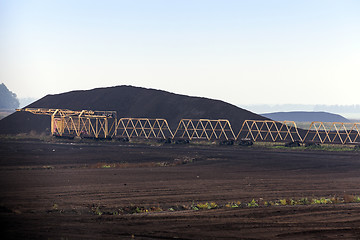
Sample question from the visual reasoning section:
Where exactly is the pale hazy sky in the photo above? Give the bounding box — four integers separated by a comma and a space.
1, 0, 359, 105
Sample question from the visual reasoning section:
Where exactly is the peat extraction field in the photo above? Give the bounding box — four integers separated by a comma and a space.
1, 138, 360, 239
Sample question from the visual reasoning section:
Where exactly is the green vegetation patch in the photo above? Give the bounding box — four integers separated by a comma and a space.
92, 157, 195, 169
253, 141, 359, 152
85, 194, 360, 216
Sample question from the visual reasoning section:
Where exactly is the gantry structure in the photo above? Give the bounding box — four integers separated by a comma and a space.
17, 108, 117, 138
17, 108, 360, 145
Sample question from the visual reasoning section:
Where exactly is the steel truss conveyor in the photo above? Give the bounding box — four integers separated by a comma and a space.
17, 108, 360, 145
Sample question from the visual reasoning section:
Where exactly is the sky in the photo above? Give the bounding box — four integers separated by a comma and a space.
1, 0, 359, 106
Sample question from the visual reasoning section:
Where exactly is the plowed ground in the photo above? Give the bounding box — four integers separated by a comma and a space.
1, 139, 360, 239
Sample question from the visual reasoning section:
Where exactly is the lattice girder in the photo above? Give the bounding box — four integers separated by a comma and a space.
173, 119, 236, 140
15, 108, 360, 144
116, 118, 173, 139
237, 120, 303, 142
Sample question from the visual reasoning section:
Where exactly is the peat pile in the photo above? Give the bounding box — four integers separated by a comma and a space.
0, 85, 267, 134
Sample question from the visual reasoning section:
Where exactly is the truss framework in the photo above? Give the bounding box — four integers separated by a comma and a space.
18, 108, 115, 118
237, 120, 303, 142
237, 120, 360, 144
173, 119, 236, 140
17, 108, 117, 138
303, 122, 360, 144
16, 108, 360, 144
116, 118, 173, 139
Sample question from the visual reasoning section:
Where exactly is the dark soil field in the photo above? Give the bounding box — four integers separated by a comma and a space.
1, 138, 360, 239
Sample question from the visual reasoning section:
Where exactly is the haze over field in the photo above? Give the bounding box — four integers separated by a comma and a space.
1, 0, 359, 107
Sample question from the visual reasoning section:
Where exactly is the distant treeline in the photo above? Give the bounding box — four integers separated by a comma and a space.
0, 83, 19, 109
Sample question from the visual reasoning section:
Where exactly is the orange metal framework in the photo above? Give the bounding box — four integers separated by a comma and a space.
116, 118, 173, 139
236, 120, 360, 144
17, 108, 117, 138
173, 119, 236, 140
303, 122, 360, 144
237, 120, 303, 142
16, 108, 360, 144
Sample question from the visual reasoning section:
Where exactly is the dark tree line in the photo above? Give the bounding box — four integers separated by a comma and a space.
0, 83, 19, 109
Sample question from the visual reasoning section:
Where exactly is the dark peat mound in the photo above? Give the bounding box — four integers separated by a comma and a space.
0, 85, 267, 134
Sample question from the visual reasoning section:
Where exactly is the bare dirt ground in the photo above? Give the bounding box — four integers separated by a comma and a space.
1, 138, 360, 239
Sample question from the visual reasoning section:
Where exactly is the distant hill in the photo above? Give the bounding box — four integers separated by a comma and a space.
0, 85, 268, 134
262, 111, 350, 123
242, 104, 360, 120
